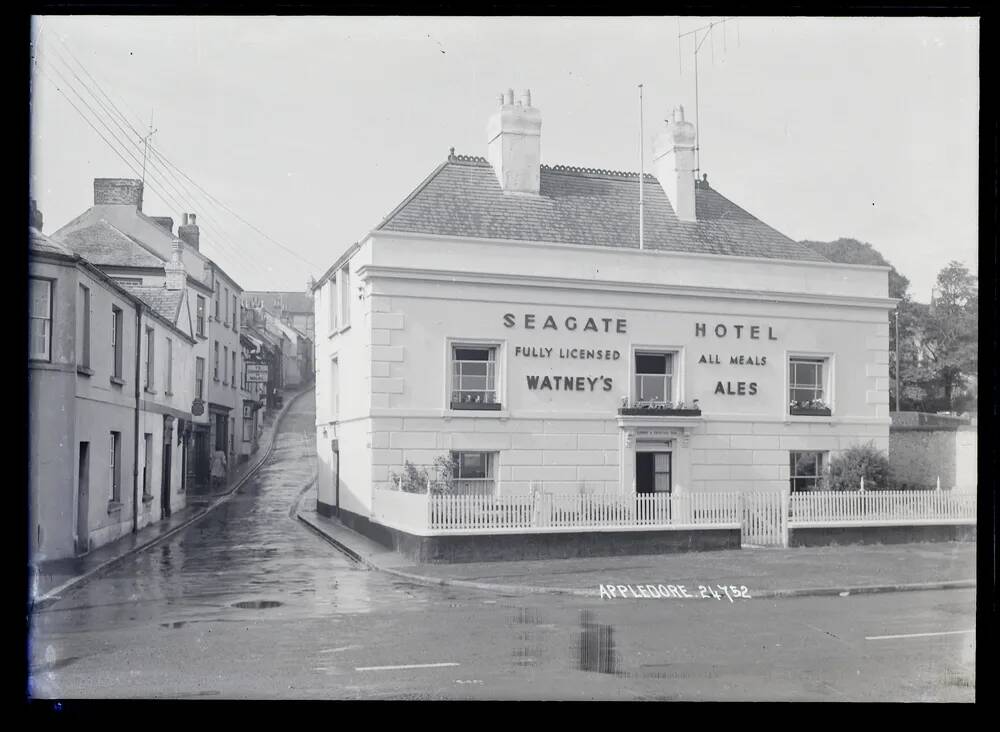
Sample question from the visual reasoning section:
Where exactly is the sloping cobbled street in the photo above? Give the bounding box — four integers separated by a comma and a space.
28, 392, 975, 701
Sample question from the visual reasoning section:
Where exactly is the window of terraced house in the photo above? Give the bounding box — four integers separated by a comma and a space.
451, 345, 499, 409
195, 357, 205, 399
790, 451, 826, 492
29, 278, 52, 361
144, 327, 155, 391
450, 451, 496, 495
196, 296, 205, 336
77, 284, 91, 369
165, 338, 173, 394
109, 431, 122, 502
111, 306, 124, 379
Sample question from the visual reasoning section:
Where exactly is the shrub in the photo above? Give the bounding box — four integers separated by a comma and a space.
389, 461, 430, 493
827, 441, 890, 491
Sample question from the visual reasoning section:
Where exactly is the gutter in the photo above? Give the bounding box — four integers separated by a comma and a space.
132, 304, 143, 534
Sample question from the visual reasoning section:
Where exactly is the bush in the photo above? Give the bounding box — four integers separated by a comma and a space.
389, 461, 430, 493
827, 442, 890, 491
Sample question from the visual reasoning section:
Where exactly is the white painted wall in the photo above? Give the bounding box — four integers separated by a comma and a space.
313, 232, 892, 521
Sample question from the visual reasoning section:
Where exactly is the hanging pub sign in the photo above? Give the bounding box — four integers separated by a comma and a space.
246, 363, 269, 383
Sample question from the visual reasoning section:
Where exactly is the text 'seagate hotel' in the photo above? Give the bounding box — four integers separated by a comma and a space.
313, 90, 895, 561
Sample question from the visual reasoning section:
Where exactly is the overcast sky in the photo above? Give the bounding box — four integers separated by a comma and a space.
30, 16, 978, 299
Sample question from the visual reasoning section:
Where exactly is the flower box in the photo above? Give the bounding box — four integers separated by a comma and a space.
618, 407, 702, 417
789, 406, 832, 417
450, 402, 502, 411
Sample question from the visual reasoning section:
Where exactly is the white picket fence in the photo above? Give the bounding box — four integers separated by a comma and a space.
372, 486, 976, 540
788, 490, 976, 526
373, 489, 742, 534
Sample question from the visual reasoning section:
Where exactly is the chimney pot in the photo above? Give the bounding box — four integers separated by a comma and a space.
178, 212, 200, 251
504, 89, 514, 105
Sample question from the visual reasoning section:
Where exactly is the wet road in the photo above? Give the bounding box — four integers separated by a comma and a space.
28, 392, 975, 701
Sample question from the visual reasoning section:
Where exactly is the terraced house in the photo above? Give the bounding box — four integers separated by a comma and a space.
51, 179, 244, 494
313, 90, 899, 561
29, 223, 195, 560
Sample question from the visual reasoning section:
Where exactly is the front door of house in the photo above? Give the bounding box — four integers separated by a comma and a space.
331, 440, 340, 516
161, 423, 173, 519
76, 442, 90, 555
636, 452, 672, 494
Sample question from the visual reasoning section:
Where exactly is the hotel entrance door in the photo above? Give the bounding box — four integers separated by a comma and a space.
636, 452, 672, 495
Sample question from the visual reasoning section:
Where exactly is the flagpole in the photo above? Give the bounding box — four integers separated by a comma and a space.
639, 83, 645, 250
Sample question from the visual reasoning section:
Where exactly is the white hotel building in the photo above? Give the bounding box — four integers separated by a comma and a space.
313, 90, 895, 561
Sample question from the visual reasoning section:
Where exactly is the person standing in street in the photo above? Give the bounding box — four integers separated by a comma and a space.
210, 447, 228, 492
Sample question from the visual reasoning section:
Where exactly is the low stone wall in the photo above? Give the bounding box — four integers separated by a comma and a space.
335, 505, 739, 563
789, 523, 976, 547
889, 426, 977, 490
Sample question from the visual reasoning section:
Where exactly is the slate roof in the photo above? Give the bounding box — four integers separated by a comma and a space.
376, 155, 828, 262
29, 227, 76, 258
244, 290, 313, 314
118, 282, 184, 324
55, 220, 165, 268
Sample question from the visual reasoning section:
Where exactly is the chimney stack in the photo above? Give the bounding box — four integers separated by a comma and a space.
164, 238, 186, 290
94, 178, 144, 210
151, 216, 174, 234
178, 213, 200, 251
652, 106, 697, 222
486, 88, 542, 196
29, 199, 43, 230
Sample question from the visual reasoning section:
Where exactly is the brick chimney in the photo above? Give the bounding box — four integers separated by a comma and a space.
178, 213, 200, 250
29, 199, 43, 230
486, 88, 542, 196
652, 106, 697, 222
94, 178, 144, 210
164, 238, 186, 290
151, 216, 174, 234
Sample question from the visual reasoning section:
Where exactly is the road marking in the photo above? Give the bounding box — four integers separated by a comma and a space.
355, 662, 460, 671
319, 645, 362, 654
865, 629, 975, 641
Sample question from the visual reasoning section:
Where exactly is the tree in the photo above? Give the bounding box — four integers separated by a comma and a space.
801, 238, 911, 409
800, 238, 909, 299
920, 261, 978, 411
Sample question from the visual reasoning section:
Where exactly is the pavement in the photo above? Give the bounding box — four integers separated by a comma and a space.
29, 383, 315, 606
296, 497, 976, 600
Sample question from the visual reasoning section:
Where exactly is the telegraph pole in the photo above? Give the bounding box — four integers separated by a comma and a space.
140, 110, 157, 190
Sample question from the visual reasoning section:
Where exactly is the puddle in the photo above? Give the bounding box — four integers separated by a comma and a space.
231, 600, 283, 609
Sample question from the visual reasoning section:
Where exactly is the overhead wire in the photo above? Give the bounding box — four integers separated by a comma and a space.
37, 23, 315, 283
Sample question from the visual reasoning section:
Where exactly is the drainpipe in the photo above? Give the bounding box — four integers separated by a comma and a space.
133, 304, 143, 534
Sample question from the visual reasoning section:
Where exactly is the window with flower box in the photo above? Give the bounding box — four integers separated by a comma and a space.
788, 357, 831, 415
450, 345, 500, 410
